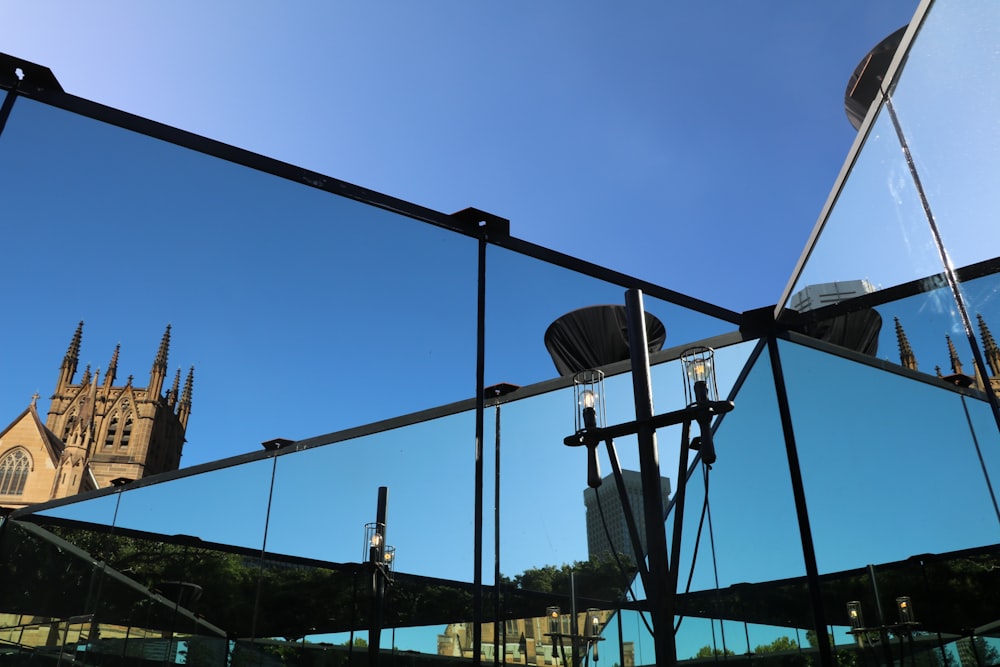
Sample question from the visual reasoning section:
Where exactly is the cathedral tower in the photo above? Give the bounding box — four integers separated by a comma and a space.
44, 322, 194, 489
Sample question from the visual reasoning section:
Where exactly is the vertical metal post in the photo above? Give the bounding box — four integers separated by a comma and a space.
767, 337, 833, 667
369, 487, 389, 667
494, 401, 502, 666
867, 564, 895, 667
570, 572, 579, 667
624, 288, 676, 666
473, 236, 487, 667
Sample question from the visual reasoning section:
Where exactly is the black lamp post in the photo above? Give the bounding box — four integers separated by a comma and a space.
563, 289, 734, 667
542, 574, 605, 667
365, 487, 394, 667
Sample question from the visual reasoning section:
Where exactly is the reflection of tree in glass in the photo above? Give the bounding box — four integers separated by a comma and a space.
503, 554, 636, 602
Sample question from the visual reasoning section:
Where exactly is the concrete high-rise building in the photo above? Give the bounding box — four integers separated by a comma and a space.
0, 322, 193, 510
583, 470, 670, 564
790, 279, 877, 312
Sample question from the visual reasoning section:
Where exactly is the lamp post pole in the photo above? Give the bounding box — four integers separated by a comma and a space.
624, 288, 677, 666
565, 292, 734, 667
368, 487, 389, 667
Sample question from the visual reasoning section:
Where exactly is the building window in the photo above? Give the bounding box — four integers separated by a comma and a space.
120, 417, 133, 448
0, 449, 30, 496
104, 416, 119, 447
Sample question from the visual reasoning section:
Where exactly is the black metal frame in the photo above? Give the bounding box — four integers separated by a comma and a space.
4, 9, 996, 662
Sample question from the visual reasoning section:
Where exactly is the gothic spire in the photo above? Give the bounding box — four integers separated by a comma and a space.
104, 344, 120, 387
946, 335, 964, 375
58, 321, 84, 390
894, 317, 917, 370
148, 324, 171, 398
178, 366, 194, 429
977, 314, 1000, 377
81, 364, 92, 387
153, 325, 171, 372
167, 368, 181, 408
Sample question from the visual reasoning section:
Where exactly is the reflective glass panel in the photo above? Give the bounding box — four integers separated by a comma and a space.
783, 110, 945, 315
778, 339, 999, 574
888, 0, 1000, 273
485, 245, 737, 391
31, 489, 123, 526
673, 343, 817, 656
111, 458, 275, 551
266, 410, 476, 581
0, 97, 478, 473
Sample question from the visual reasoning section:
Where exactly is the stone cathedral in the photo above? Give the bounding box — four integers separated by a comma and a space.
0, 322, 193, 510
895, 313, 1000, 395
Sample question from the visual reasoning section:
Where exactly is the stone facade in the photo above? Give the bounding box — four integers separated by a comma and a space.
0, 322, 192, 510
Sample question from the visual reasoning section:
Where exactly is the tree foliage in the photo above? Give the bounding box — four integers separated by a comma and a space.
504, 554, 636, 602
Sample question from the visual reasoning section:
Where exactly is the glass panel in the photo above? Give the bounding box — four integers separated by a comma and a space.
876, 284, 976, 379
672, 344, 816, 656
0, 520, 104, 654
779, 339, 999, 575
0, 97, 478, 476
30, 489, 123, 526
486, 244, 740, 584
266, 410, 476, 581
783, 110, 945, 316
887, 0, 1000, 273
486, 245, 736, 391
963, 392, 1000, 520
111, 458, 275, 551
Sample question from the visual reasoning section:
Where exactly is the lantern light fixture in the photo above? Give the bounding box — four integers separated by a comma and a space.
573, 370, 605, 434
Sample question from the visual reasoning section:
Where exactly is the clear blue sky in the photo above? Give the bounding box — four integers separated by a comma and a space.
2, 2, 919, 311
0, 2, 921, 462
1, 0, 936, 538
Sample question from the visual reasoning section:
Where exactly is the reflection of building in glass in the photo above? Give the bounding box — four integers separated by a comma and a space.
790, 280, 877, 312
0, 322, 192, 510
439, 612, 633, 666
895, 314, 1000, 395
584, 470, 670, 564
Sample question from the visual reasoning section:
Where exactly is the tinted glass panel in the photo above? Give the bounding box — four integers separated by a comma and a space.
266, 411, 476, 581
486, 246, 736, 391
31, 489, 123, 526
111, 458, 275, 551
0, 97, 477, 471
888, 0, 1000, 273
673, 343, 815, 657
778, 339, 999, 574
783, 110, 944, 315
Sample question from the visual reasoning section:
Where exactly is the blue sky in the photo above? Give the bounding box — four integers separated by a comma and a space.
0, 2, 924, 460
2, 2, 919, 311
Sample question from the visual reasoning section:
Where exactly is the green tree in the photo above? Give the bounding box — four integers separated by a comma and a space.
755, 636, 801, 654
505, 554, 636, 602
694, 644, 735, 659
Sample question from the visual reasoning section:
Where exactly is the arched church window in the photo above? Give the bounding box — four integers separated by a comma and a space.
105, 416, 119, 447
120, 417, 133, 448
0, 449, 31, 496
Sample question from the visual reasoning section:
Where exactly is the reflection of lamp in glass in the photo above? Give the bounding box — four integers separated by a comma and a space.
586, 608, 602, 662
896, 596, 915, 624
547, 606, 561, 636
365, 522, 385, 563
574, 370, 605, 488
847, 601, 865, 630
681, 346, 718, 464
